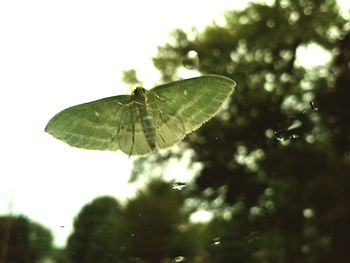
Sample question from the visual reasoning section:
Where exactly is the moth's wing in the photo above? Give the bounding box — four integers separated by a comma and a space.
150, 75, 236, 148
116, 104, 153, 155
146, 100, 186, 149
45, 95, 130, 151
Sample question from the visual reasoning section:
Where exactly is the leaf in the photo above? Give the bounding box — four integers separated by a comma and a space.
45, 75, 236, 155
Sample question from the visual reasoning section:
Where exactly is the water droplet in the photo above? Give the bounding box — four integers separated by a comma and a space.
212, 237, 221, 245
182, 50, 199, 69
174, 256, 186, 262
172, 182, 186, 191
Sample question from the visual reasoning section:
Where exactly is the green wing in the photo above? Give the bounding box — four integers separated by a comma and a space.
45, 95, 130, 151
116, 104, 153, 155
149, 75, 236, 148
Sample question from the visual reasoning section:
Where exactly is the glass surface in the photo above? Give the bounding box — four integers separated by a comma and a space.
1, 0, 350, 262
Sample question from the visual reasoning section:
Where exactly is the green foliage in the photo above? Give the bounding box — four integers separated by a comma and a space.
67, 197, 126, 263
122, 69, 142, 87
66, 181, 203, 262
123, 180, 192, 262
0, 216, 53, 263
149, 0, 350, 262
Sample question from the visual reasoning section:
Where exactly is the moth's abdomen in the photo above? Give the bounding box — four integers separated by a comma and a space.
138, 105, 156, 150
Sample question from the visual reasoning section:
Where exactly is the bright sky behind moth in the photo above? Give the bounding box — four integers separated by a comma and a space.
45, 75, 236, 155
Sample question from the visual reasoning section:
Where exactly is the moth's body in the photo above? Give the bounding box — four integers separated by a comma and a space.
130, 87, 156, 151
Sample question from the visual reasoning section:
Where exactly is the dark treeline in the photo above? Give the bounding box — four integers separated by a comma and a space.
0, 216, 53, 263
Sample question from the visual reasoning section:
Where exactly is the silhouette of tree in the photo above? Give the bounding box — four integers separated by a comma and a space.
67, 197, 126, 263
147, 0, 350, 261
66, 180, 201, 262
123, 180, 200, 262
0, 216, 53, 263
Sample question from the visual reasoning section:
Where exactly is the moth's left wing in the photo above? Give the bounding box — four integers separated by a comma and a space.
45, 95, 130, 151
149, 75, 236, 148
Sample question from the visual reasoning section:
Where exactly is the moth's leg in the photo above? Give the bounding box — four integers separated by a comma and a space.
121, 99, 144, 107
155, 92, 170, 103
155, 92, 186, 134
149, 93, 186, 143
148, 93, 171, 126
149, 91, 187, 143
154, 94, 180, 126
155, 92, 182, 127
159, 134, 166, 143
157, 110, 170, 126
110, 104, 130, 143
128, 104, 136, 157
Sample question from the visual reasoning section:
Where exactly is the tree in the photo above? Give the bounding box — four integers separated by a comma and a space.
0, 216, 53, 263
148, 0, 350, 262
66, 197, 126, 263
122, 179, 196, 263
66, 181, 201, 263
122, 69, 142, 87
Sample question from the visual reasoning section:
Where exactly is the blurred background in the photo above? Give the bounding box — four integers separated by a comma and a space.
1, 0, 350, 262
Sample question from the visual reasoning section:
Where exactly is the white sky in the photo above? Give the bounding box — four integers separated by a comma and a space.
0, 0, 246, 248
0, 0, 348, 248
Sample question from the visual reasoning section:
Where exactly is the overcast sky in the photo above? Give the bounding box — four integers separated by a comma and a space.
0, 0, 250, 247
0, 0, 349, 248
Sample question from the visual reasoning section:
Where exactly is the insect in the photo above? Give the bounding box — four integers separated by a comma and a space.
45, 75, 236, 155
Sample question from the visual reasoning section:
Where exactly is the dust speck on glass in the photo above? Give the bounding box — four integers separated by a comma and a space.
172, 182, 187, 191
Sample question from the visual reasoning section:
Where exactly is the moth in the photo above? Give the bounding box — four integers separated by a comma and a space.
45, 75, 236, 155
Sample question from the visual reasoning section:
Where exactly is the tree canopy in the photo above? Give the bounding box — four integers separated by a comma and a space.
147, 0, 350, 261
66, 180, 202, 263
0, 216, 53, 263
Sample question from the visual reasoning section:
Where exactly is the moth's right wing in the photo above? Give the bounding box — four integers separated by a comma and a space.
149, 75, 236, 149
